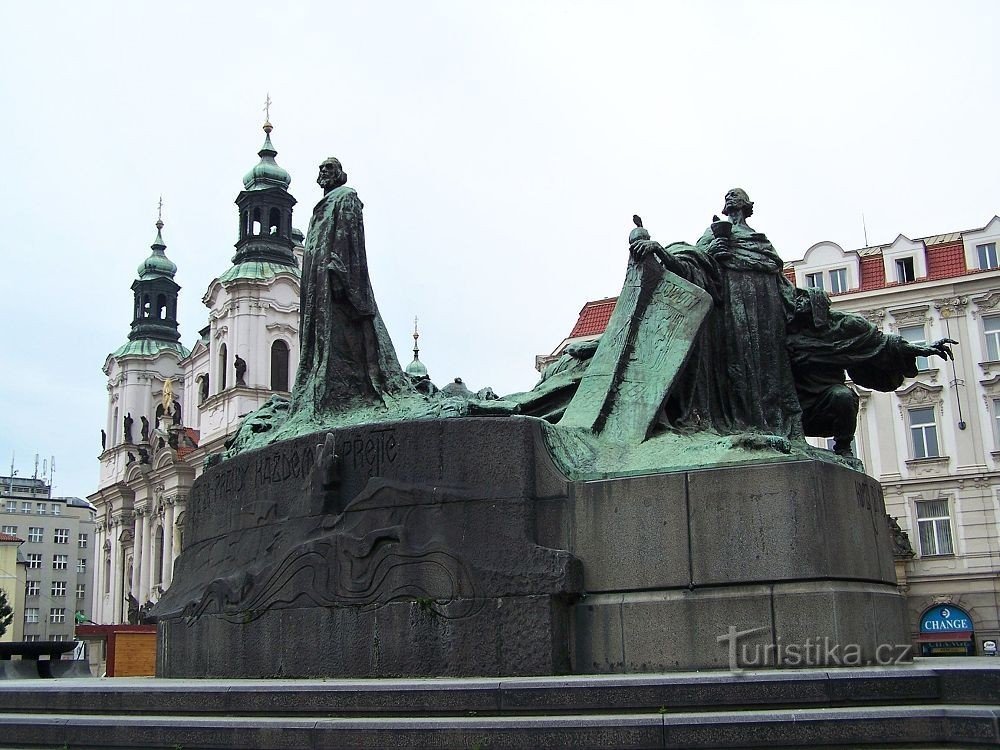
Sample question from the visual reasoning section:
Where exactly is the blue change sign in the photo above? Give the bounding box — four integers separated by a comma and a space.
920, 605, 973, 633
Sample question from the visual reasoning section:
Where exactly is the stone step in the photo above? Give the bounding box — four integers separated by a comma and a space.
3, 706, 998, 749
1, 663, 996, 718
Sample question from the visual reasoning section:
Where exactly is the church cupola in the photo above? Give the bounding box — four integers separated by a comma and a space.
233, 105, 297, 267
129, 210, 181, 343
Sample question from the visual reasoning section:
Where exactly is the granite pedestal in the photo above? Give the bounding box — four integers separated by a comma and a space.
155, 417, 908, 677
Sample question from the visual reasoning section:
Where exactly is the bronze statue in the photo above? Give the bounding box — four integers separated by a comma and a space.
628, 188, 954, 455
140, 416, 150, 443
290, 157, 411, 420
123, 413, 134, 444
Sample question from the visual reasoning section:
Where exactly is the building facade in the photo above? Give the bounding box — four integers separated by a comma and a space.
545, 215, 1000, 657
88, 119, 302, 624
0, 477, 95, 641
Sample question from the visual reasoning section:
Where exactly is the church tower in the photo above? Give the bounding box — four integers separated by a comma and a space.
182, 108, 301, 454
91, 210, 190, 625
129, 215, 181, 343
233, 115, 297, 266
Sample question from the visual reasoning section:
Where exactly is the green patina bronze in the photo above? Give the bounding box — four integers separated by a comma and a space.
227, 178, 955, 478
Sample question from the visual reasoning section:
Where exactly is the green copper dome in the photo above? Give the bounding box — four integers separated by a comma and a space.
405, 358, 428, 378
242, 123, 291, 191
137, 220, 178, 279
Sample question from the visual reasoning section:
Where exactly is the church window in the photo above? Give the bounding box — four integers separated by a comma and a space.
242, 210, 250, 239
219, 343, 228, 390
104, 556, 111, 593
252, 207, 262, 236
154, 526, 164, 584
271, 340, 290, 392
156, 294, 167, 319
269, 207, 282, 236
142, 294, 151, 318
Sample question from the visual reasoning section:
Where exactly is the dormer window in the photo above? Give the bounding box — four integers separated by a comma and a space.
895, 257, 915, 283
804, 272, 824, 290
829, 268, 848, 294
978, 242, 998, 270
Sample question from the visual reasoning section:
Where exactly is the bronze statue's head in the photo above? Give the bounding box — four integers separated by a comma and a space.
317, 157, 348, 192
722, 188, 753, 218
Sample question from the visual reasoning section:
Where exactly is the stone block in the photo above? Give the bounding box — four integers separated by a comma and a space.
570, 473, 689, 593
615, 586, 773, 672
688, 461, 895, 587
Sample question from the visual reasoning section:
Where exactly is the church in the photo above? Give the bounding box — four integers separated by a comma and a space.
88, 118, 303, 624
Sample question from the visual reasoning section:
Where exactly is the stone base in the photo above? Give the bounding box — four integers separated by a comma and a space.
156, 418, 907, 677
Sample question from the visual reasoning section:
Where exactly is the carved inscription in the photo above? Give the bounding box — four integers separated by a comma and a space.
191, 443, 317, 512
341, 427, 398, 478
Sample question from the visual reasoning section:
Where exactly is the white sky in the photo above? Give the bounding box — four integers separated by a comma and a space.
1, 1, 997, 498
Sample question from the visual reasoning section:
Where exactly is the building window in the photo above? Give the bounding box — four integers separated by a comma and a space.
104, 557, 111, 594
916, 499, 954, 556
908, 406, 940, 459
978, 242, 999, 270
899, 324, 930, 371
895, 257, 916, 283
21, 502, 30, 514
993, 398, 1000, 446
76, 583, 86, 600
985, 316, 1000, 361
77, 559, 87, 574
78, 533, 88, 548
53, 554, 68, 570
26, 553, 42, 569
24, 634, 39, 642
49, 608, 66, 624
24, 608, 39, 624
5, 500, 16, 513
27, 527, 43, 543
829, 268, 848, 294
804, 272, 824, 290
51, 581, 66, 598
54, 528, 69, 544
1, 525, 16, 535
35, 503, 46, 515
271, 340, 290, 392
51, 504, 60, 516
51, 634, 67, 642
25, 580, 39, 597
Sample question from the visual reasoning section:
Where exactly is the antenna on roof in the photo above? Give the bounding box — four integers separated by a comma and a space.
862, 211, 870, 247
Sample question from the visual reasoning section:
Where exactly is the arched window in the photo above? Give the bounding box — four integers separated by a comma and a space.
154, 526, 164, 585
270, 340, 290, 391
142, 294, 151, 318
252, 207, 262, 236
104, 555, 111, 594
241, 210, 249, 239
156, 294, 167, 319
268, 207, 281, 236
218, 343, 228, 390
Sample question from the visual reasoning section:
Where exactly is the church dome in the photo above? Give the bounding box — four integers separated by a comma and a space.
242, 123, 291, 191
137, 220, 177, 279
405, 358, 428, 378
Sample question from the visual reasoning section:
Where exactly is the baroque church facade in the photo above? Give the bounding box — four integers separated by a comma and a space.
88, 120, 302, 624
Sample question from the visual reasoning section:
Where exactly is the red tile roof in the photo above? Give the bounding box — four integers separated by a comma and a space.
569, 297, 618, 338
859, 256, 886, 291
0, 532, 23, 543
927, 240, 967, 279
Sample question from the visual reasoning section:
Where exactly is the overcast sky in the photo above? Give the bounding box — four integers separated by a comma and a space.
2, 1, 997, 498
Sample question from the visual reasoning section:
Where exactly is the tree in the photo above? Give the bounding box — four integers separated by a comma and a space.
0, 589, 12, 639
